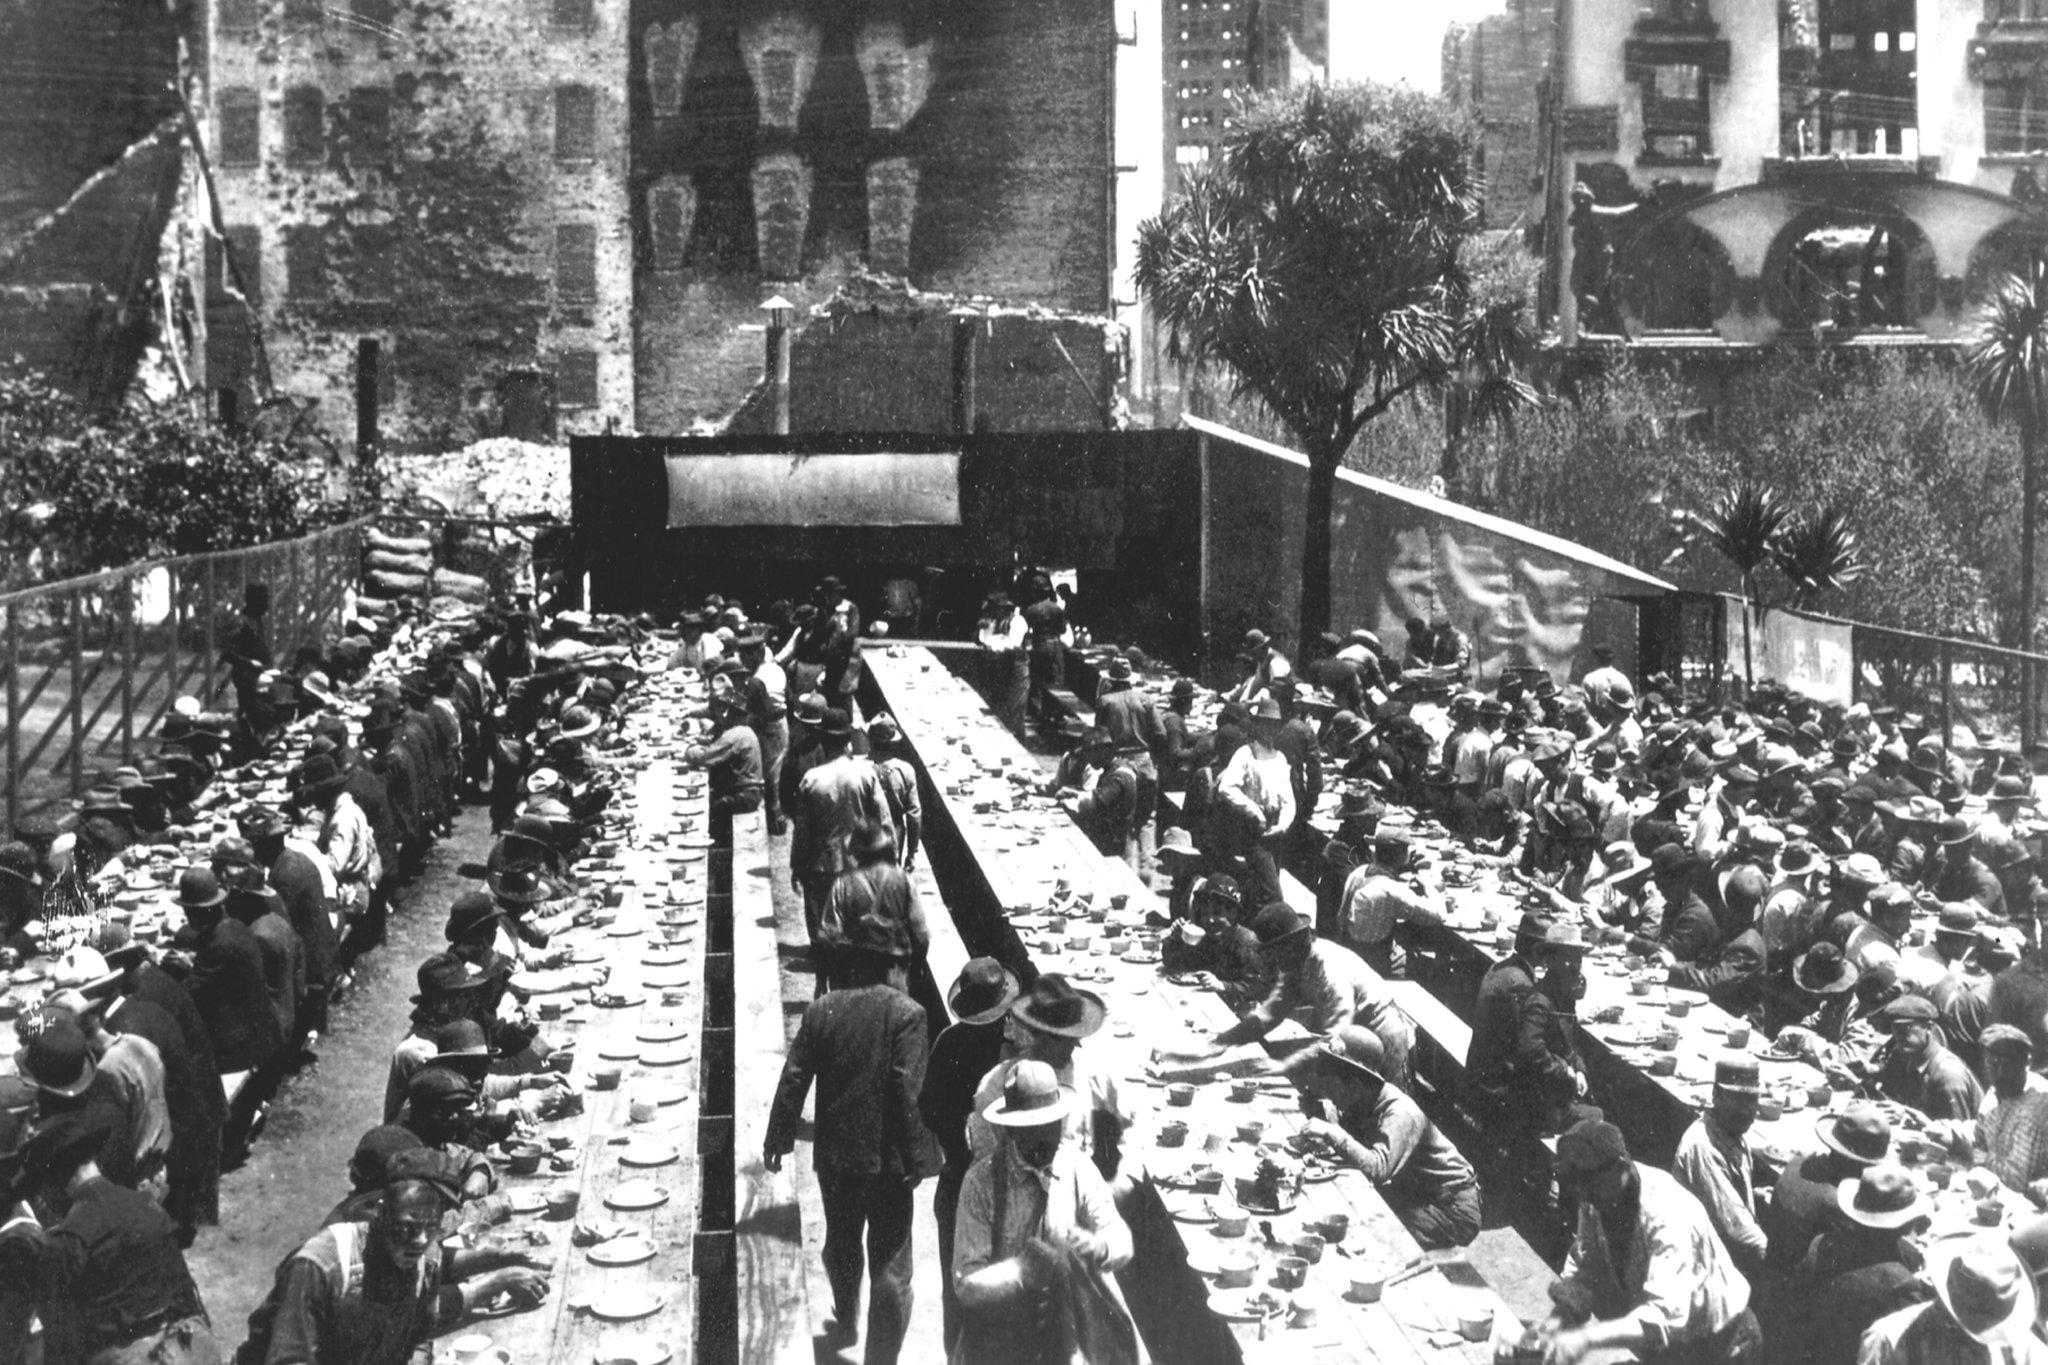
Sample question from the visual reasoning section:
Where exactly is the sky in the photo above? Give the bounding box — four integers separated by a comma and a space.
1327, 0, 1511, 94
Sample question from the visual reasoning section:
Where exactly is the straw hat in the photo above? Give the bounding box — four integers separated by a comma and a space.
1836, 1165, 1930, 1230
982, 1060, 1075, 1128
1926, 1239, 2038, 1346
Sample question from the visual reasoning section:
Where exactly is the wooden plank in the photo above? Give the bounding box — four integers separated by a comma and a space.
733, 806, 812, 1365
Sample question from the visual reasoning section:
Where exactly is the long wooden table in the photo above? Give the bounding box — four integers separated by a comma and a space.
868, 645, 1524, 1364
478, 698, 714, 1363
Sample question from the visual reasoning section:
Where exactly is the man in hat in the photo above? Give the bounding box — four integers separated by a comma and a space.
0, 1112, 220, 1365
1580, 646, 1629, 716
1791, 1164, 1932, 1365
219, 860, 305, 1048
1288, 1025, 1480, 1248
221, 582, 273, 727
664, 610, 721, 675
1093, 656, 1164, 865
965, 975, 1127, 1183
1629, 844, 1721, 967
395, 1067, 503, 1199
1211, 699, 1296, 907
1859, 1238, 2048, 1364
241, 1167, 548, 1365
1225, 627, 1292, 706
484, 868, 571, 968
918, 959, 1019, 1352
789, 704, 884, 908
1756, 840, 1826, 970
822, 825, 945, 1026
951, 1059, 1139, 1363
976, 593, 1030, 730
1061, 727, 1143, 870
683, 687, 764, 845
1763, 1105, 1894, 1288
43, 986, 171, 1198
385, 954, 542, 1124
164, 867, 284, 1077
733, 632, 791, 836
15, 1013, 147, 1190
1932, 816, 2007, 918
1337, 831, 1445, 978
1872, 994, 1982, 1122
765, 905, 938, 1361
866, 715, 921, 873
293, 751, 380, 957
1541, 1119, 1760, 1365
1199, 905, 1416, 1094
1161, 873, 1269, 1006
1156, 677, 1201, 813
1671, 1056, 1767, 1280
235, 808, 340, 1029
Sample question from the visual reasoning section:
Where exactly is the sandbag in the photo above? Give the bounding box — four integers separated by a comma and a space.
354, 594, 396, 619
367, 527, 433, 556
366, 568, 428, 596
365, 548, 433, 575
434, 568, 489, 600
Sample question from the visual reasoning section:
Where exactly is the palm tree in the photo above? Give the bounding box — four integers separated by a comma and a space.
1966, 258, 2048, 747
1664, 481, 1791, 688
1135, 81, 1527, 645
1771, 504, 1864, 611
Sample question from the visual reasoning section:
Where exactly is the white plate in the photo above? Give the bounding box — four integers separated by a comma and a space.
604, 1180, 670, 1210
592, 993, 646, 1009
620, 1141, 680, 1168
606, 923, 643, 938
636, 1021, 688, 1044
639, 1044, 692, 1067
504, 1189, 549, 1214
1207, 1287, 1291, 1322
641, 948, 690, 967
641, 1083, 688, 1106
587, 1235, 658, 1266
598, 1042, 641, 1060
584, 1286, 668, 1320
591, 1332, 670, 1365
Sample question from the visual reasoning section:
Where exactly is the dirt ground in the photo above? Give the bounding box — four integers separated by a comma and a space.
183, 803, 492, 1346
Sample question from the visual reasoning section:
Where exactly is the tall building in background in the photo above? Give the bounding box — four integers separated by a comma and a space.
1163, 0, 1327, 185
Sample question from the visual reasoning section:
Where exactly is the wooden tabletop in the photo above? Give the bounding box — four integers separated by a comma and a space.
869, 645, 1523, 1363
477, 701, 713, 1365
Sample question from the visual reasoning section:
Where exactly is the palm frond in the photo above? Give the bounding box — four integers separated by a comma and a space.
1967, 256, 2048, 425
1771, 504, 1865, 603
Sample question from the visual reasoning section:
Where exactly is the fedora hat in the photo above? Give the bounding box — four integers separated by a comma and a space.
412, 949, 496, 1002
237, 806, 288, 841
1009, 973, 1106, 1039
1991, 775, 2038, 806
818, 708, 855, 739
293, 754, 348, 802
1779, 841, 1821, 876
1334, 785, 1381, 820
1238, 629, 1270, 658
1794, 941, 1860, 995
1927, 1239, 2038, 1346
867, 713, 901, 745
1936, 814, 1978, 846
16, 1016, 97, 1098
1245, 698, 1285, 728
442, 893, 507, 944
556, 705, 602, 740
1514, 911, 1589, 954
1156, 825, 1204, 867
982, 1060, 1075, 1128
1837, 853, 1885, 888
1371, 832, 1416, 870
1597, 843, 1654, 888
488, 864, 558, 906
1246, 902, 1313, 950
1836, 1164, 1930, 1230
947, 958, 1021, 1026
428, 1017, 501, 1070
1816, 1104, 1892, 1165
176, 866, 227, 910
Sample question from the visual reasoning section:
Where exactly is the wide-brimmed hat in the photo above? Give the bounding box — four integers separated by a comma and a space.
1238, 629, 1270, 658
556, 705, 602, 740
1513, 911, 1588, 954
1245, 698, 1285, 729
947, 958, 1021, 1026
1990, 775, 2038, 806
237, 806, 288, 841
488, 864, 559, 906
1596, 843, 1654, 888
983, 1060, 1075, 1128
1936, 815, 1978, 846
1009, 974, 1106, 1039
413, 948, 497, 1001
1817, 1104, 1892, 1164
1937, 902, 1983, 939
428, 1017, 501, 1070
818, 708, 855, 739
1836, 1165, 1930, 1230
176, 866, 228, 910
443, 893, 507, 943
1794, 941, 1860, 995
1246, 902, 1314, 950
16, 1016, 97, 1097
1156, 825, 1203, 867
1837, 853, 1885, 888
1295, 1024, 1387, 1088
1779, 841, 1821, 876
1927, 1240, 2039, 1346
1105, 655, 1134, 682
293, 754, 349, 803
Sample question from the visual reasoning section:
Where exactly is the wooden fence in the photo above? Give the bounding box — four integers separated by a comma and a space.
1, 519, 371, 830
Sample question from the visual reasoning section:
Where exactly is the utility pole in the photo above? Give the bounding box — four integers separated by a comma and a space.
761, 296, 793, 435
1547, 0, 1578, 346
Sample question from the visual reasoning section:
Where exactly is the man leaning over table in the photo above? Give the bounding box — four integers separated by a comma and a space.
1179, 904, 1415, 1096
1866, 994, 1983, 1123
1283, 1026, 1480, 1249
1535, 1119, 1761, 1365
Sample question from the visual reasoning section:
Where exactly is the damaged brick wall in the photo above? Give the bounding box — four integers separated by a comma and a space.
204, 0, 634, 451
630, 0, 1114, 435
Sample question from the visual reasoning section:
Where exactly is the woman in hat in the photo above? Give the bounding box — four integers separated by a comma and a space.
951, 1060, 1137, 1365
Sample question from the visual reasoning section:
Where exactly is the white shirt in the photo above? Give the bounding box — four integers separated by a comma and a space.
1216, 743, 1295, 835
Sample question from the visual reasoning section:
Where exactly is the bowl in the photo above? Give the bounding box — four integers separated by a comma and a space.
1157, 1121, 1188, 1148
1167, 1083, 1196, 1107
1214, 1248, 1257, 1288
591, 1065, 624, 1091
1273, 1256, 1309, 1289
1458, 1307, 1495, 1342
1213, 1208, 1249, 1237
1235, 1121, 1265, 1144
1348, 1271, 1385, 1303
1648, 1052, 1678, 1077
1667, 999, 1691, 1018
1292, 1232, 1325, 1264
1230, 1079, 1259, 1102
1187, 1166, 1224, 1194
504, 1142, 547, 1175
1314, 1213, 1349, 1244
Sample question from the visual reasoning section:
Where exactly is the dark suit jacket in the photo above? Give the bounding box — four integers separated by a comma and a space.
1668, 927, 1766, 1017
108, 994, 222, 1170
237, 903, 305, 1037
128, 964, 223, 1113
1468, 955, 1579, 1132
268, 848, 337, 992
1630, 890, 1721, 964
766, 984, 939, 1179
343, 762, 400, 870
181, 917, 285, 1074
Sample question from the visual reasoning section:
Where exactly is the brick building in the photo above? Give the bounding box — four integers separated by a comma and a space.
1445, 0, 2048, 345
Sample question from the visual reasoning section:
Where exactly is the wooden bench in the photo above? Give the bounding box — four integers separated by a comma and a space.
729, 807, 812, 1365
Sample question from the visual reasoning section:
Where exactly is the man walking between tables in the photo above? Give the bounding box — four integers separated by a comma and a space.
736, 632, 791, 836
765, 907, 939, 1363
789, 709, 890, 986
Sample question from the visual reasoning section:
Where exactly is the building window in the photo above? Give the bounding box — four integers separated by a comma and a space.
210, 225, 263, 306
219, 0, 262, 33
555, 224, 598, 304
350, 225, 394, 301
1988, 76, 2048, 153
284, 226, 327, 301
552, 0, 594, 28
283, 86, 325, 167
1639, 61, 1710, 158
554, 85, 596, 163
1816, 0, 1915, 156
218, 88, 261, 167
557, 349, 599, 409
346, 87, 390, 160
